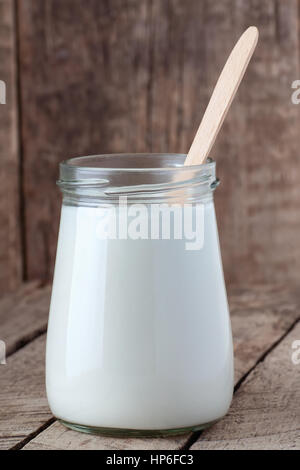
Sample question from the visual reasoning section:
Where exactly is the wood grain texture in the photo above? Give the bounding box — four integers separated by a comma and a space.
0, 0, 22, 294
191, 320, 300, 450
0, 282, 51, 448
0, 281, 50, 356
16, 0, 300, 286
0, 334, 52, 450
1, 332, 186, 451
17, 0, 153, 281
212, 0, 300, 285
229, 284, 300, 382
18, 284, 300, 450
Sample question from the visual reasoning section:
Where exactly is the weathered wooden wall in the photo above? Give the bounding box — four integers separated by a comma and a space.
0, 0, 22, 293
1, 0, 300, 293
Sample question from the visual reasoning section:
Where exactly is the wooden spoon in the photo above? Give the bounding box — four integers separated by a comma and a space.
184, 26, 259, 166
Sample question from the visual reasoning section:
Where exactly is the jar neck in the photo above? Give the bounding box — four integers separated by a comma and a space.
58, 154, 218, 206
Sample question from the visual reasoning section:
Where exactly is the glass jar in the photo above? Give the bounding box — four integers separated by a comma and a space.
46, 153, 234, 436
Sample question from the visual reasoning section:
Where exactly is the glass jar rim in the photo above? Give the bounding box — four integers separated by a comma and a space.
60, 153, 215, 177
58, 153, 218, 204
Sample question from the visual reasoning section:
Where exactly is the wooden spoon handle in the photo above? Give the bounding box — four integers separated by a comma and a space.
185, 26, 259, 166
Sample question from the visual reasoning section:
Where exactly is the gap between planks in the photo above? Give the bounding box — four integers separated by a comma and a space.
1, 283, 299, 450
0, 281, 51, 358
190, 318, 300, 450
183, 315, 300, 450
20, 314, 300, 451
1, 283, 297, 451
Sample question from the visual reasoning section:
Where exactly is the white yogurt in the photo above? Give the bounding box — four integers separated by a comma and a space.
46, 201, 233, 430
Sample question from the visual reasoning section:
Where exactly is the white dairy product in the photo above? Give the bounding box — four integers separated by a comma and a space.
46, 201, 233, 431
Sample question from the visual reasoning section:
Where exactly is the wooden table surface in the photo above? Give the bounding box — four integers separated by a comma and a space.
0, 282, 299, 450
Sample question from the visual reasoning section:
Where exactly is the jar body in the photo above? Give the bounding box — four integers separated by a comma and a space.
46, 193, 234, 435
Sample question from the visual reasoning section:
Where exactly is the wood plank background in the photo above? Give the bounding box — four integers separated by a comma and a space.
0, 0, 22, 294
1, 0, 300, 294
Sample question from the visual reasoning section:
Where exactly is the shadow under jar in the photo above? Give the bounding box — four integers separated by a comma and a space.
46, 153, 234, 437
